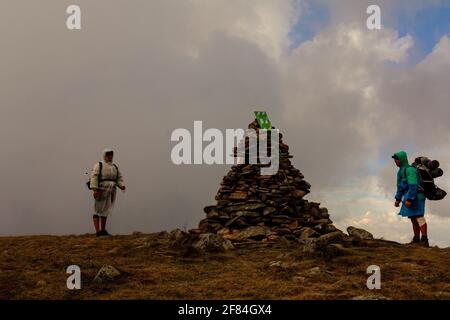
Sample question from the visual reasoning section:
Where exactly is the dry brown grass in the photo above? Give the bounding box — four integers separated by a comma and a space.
0, 233, 449, 300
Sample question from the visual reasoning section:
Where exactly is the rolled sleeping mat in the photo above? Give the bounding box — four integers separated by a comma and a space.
414, 157, 423, 165
430, 168, 444, 178
427, 160, 440, 170
415, 156, 430, 167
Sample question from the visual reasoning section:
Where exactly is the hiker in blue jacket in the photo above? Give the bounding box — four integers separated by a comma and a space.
392, 150, 429, 247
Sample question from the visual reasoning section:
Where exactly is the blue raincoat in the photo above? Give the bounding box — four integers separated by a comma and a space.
393, 150, 425, 218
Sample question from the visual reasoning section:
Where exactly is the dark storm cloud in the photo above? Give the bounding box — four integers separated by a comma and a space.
1, 0, 449, 245
0, 0, 287, 234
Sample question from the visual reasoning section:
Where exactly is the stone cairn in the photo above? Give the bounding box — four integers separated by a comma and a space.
190, 119, 343, 245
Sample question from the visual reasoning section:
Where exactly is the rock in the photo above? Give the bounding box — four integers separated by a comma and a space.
217, 227, 230, 235
229, 191, 248, 200
188, 228, 203, 235
316, 231, 345, 247
135, 243, 151, 249
224, 216, 241, 227
287, 220, 299, 230
222, 239, 235, 251
321, 224, 338, 234
292, 276, 306, 283
302, 239, 318, 254
308, 267, 321, 275
206, 210, 220, 218
192, 233, 233, 252
293, 190, 306, 198
262, 207, 276, 216
94, 265, 121, 283
271, 215, 292, 224
269, 260, 283, 268
222, 230, 242, 241
169, 228, 193, 247
267, 234, 280, 242
319, 207, 330, 219
36, 280, 47, 287
224, 203, 266, 212
298, 227, 320, 240
234, 218, 250, 228
314, 219, 331, 226
203, 205, 216, 213
282, 233, 296, 240
347, 226, 374, 240
269, 260, 298, 270
235, 211, 261, 218
108, 247, 120, 254
273, 227, 292, 235
169, 228, 188, 241
238, 226, 271, 241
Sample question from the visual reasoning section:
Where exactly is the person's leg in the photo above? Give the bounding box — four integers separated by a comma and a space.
419, 219, 427, 236
411, 217, 420, 236
100, 217, 111, 236
417, 216, 429, 247
410, 217, 420, 243
100, 217, 107, 231
93, 215, 100, 233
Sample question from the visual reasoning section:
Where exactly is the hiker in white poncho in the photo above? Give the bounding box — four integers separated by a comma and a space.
90, 149, 125, 237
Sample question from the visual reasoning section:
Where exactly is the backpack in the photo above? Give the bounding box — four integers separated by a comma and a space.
411, 156, 447, 201
86, 162, 119, 190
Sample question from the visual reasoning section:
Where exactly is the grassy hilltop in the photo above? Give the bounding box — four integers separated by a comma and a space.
1, 232, 449, 300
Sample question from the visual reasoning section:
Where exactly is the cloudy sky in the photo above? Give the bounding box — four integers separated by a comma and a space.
1, 0, 450, 247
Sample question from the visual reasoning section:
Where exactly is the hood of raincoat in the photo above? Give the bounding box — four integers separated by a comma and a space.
393, 150, 409, 168
103, 148, 114, 162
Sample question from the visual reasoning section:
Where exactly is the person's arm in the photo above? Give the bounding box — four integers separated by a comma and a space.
116, 165, 125, 190
395, 185, 404, 202
394, 171, 405, 202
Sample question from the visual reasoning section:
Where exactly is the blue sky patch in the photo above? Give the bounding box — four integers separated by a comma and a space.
288, 0, 329, 50
288, 1, 450, 63
394, 3, 450, 64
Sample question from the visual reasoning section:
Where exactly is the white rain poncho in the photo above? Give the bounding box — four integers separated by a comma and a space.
90, 149, 125, 217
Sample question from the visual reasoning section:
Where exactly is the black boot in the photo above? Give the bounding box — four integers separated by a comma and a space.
421, 235, 429, 248
409, 235, 420, 245
96, 230, 108, 238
